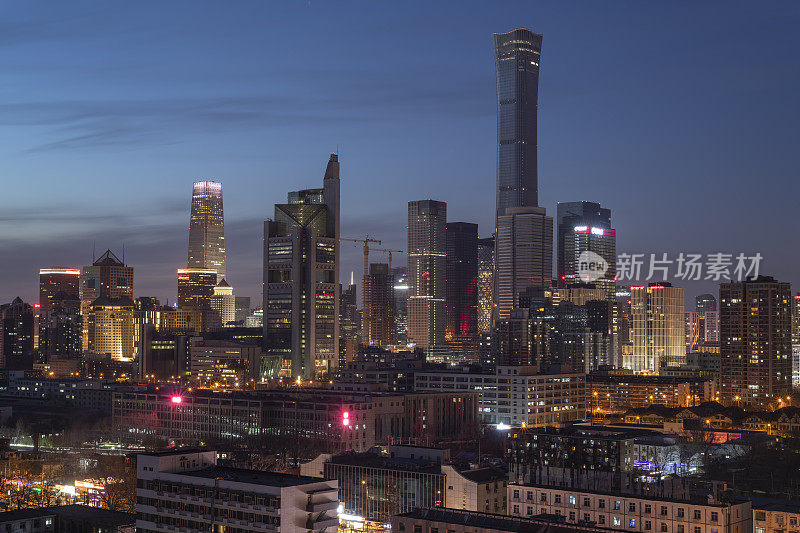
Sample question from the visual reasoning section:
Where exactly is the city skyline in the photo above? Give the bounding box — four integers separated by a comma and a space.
2, 2, 799, 305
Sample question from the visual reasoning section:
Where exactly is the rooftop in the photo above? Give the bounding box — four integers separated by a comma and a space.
396, 508, 598, 533
329, 451, 442, 474
458, 467, 507, 483
0, 505, 134, 526
180, 466, 326, 487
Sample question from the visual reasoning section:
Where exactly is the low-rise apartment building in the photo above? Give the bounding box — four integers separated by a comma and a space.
754, 502, 800, 533
136, 449, 338, 533
394, 507, 605, 533
508, 484, 751, 533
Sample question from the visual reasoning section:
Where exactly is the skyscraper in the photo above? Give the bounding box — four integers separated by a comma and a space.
80, 249, 134, 351
793, 294, 800, 387
720, 276, 792, 408
556, 202, 612, 282
0, 297, 35, 370
234, 296, 251, 325
86, 296, 136, 361
210, 279, 236, 327
627, 282, 685, 372
340, 280, 359, 341
177, 268, 217, 313
392, 266, 409, 344
476, 237, 495, 334
362, 263, 395, 346
408, 199, 446, 360
40, 294, 82, 361
695, 293, 717, 314
445, 222, 479, 361
695, 293, 719, 344
494, 28, 542, 218
39, 268, 80, 316
495, 206, 553, 320
563, 226, 616, 298
263, 154, 339, 379
188, 180, 226, 282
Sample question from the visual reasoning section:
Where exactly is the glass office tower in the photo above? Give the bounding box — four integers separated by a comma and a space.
494, 28, 543, 218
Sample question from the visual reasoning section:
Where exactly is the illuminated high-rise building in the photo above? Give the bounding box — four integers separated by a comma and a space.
392, 266, 409, 343
210, 279, 236, 328
793, 294, 800, 387
720, 276, 792, 408
177, 268, 217, 310
563, 226, 616, 299
340, 280, 359, 341
408, 199, 446, 360
445, 222, 479, 361
362, 263, 395, 346
494, 28, 542, 219
80, 249, 133, 351
495, 206, 552, 321
476, 237, 494, 333
695, 293, 719, 344
177, 268, 219, 332
86, 296, 135, 361
40, 294, 82, 361
188, 180, 226, 282
627, 283, 685, 372
263, 154, 339, 378
556, 202, 611, 281
39, 268, 80, 316
0, 297, 35, 370
696, 293, 717, 315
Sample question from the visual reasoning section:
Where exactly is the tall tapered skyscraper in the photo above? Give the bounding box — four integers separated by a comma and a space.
188, 181, 226, 281
494, 28, 542, 218
493, 29, 550, 320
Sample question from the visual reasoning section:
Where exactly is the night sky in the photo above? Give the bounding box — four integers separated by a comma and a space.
1, 1, 798, 306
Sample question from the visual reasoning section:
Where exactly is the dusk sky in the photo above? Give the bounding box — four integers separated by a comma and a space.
1, 1, 798, 306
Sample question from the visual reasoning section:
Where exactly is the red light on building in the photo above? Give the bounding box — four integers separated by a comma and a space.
33, 304, 41, 309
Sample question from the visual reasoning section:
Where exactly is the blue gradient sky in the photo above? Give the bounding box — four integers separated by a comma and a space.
1, 1, 798, 305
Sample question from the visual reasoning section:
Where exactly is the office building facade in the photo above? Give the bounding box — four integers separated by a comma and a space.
408, 200, 447, 360
476, 237, 495, 333
627, 283, 685, 372
263, 154, 340, 379
187, 180, 226, 281
0, 298, 35, 370
556, 202, 612, 283
80, 249, 134, 351
495, 206, 553, 320
563, 225, 616, 298
209, 279, 235, 327
362, 263, 395, 347
445, 222, 479, 361
494, 28, 542, 218
38, 268, 80, 316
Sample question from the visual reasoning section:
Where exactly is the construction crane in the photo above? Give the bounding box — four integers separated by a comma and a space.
372, 247, 405, 271
340, 235, 381, 278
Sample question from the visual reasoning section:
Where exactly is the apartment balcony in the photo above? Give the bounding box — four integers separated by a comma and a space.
308, 515, 339, 531
307, 499, 339, 513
